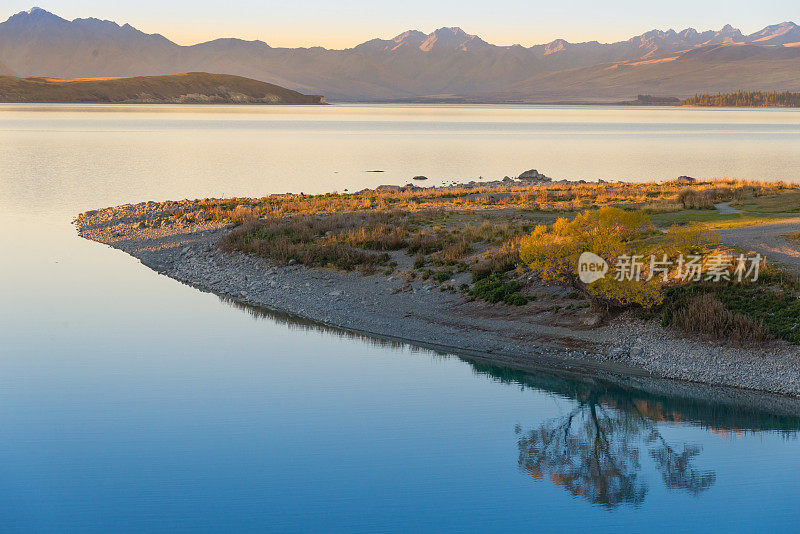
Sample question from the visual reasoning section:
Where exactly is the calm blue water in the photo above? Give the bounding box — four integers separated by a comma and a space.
0, 104, 799, 532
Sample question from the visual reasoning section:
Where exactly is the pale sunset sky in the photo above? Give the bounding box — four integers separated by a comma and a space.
4, 1, 797, 48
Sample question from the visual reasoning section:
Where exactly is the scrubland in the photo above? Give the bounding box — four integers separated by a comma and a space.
151, 178, 800, 345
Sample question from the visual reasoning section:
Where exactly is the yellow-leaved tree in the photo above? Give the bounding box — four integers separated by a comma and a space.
520, 207, 667, 308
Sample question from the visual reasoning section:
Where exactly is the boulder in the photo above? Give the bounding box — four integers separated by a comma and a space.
518, 169, 551, 182
375, 184, 402, 192
583, 313, 603, 327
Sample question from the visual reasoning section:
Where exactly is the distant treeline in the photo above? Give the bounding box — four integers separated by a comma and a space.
683, 90, 800, 107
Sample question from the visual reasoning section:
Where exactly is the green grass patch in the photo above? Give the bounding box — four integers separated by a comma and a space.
732, 191, 800, 213
651, 210, 797, 230
650, 210, 738, 227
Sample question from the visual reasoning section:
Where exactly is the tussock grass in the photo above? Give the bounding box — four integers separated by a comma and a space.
670, 294, 771, 345
219, 209, 527, 280
218, 211, 413, 272
677, 188, 717, 209
472, 243, 521, 281
220, 219, 392, 273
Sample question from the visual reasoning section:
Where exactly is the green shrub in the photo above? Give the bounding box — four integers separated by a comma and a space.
469, 272, 528, 305
434, 270, 452, 283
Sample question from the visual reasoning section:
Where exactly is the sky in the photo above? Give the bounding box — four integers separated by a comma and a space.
3, 1, 798, 48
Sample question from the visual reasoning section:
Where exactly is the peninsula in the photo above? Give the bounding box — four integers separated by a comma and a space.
0, 72, 325, 104
76, 176, 800, 397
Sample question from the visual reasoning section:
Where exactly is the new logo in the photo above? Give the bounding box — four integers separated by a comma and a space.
578, 251, 608, 284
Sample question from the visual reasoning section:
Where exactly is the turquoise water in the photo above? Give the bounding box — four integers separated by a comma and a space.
0, 104, 798, 532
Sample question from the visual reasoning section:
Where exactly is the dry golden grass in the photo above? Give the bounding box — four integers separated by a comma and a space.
218, 207, 531, 275
671, 294, 772, 345
176, 178, 796, 227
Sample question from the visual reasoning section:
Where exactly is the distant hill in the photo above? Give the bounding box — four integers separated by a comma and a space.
684, 90, 800, 107
481, 44, 800, 103
2, 7, 800, 102
0, 72, 326, 104
0, 59, 14, 75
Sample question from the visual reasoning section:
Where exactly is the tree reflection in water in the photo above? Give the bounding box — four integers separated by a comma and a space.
489, 363, 798, 509
515, 394, 715, 507
224, 296, 800, 508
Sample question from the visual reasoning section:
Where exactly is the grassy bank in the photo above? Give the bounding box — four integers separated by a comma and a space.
187, 178, 800, 343
654, 265, 800, 344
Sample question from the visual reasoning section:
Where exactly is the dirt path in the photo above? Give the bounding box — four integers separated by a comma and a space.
713, 201, 741, 214
716, 218, 800, 277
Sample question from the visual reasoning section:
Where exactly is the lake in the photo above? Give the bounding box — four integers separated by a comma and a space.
1, 104, 798, 532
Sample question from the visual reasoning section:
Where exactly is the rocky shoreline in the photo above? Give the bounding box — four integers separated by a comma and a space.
75, 200, 800, 404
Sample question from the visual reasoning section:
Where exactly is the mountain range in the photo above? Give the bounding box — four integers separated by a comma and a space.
2, 7, 800, 102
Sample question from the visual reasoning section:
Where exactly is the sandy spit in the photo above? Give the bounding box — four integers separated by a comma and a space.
75, 200, 800, 408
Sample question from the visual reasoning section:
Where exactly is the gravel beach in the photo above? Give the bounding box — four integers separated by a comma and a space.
75, 200, 800, 403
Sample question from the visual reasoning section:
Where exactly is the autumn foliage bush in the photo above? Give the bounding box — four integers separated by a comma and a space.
519, 207, 664, 308
519, 207, 724, 309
